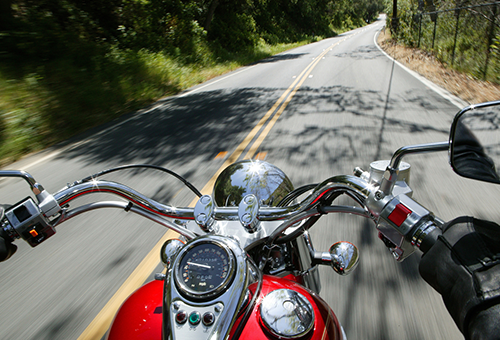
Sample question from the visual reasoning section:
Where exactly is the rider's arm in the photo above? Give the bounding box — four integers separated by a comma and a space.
418, 216, 500, 340
468, 304, 500, 340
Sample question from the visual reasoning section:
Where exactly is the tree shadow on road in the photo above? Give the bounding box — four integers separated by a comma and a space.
48, 80, 461, 340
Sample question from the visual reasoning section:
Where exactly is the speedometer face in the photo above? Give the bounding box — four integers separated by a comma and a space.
175, 241, 235, 299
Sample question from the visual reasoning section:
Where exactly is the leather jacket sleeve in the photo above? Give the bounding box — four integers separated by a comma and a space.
418, 216, 500, 340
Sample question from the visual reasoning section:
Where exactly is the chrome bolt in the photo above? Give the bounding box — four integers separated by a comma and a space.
154, 273, 166, 281
375, 190, 385, 200
196, 213, 206, 224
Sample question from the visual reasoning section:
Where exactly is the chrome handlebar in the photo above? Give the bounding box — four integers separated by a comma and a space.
54, 180, 195, 219
53, 174, 374, 221
0, 169, 440, 257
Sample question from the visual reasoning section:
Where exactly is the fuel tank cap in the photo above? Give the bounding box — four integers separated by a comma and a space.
259, 289, 314, 338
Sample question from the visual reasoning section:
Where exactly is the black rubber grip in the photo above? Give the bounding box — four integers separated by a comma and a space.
0, 228, 17, 262
0, 237, 16, 262
419, 227, 442, 254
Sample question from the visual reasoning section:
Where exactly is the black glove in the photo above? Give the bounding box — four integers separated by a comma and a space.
0, 235, 16, 261
419, 216, 500, 339
0, 207, 17, 262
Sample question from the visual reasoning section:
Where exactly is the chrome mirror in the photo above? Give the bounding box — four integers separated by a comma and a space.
329, 241, 359, 275
450, 100, 500, 184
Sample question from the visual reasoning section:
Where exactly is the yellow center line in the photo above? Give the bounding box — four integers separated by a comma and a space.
244, 41, 342, 160
189, 52, 324, 199
76, 230, 178, 340
77, 39, 344, 340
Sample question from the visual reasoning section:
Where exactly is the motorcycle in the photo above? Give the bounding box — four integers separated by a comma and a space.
1, 100, 500, 340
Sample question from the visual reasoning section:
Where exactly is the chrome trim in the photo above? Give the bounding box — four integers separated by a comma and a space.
194, 195, 215, 232
260, 289, 315, 338
238, 194, 260, 233
410, 220, 437, 249
329, 241, 359, 275
53, 180, 195, 219
49, 176, 375, 252
311, 175, 372, 206
161, 239, 185, 269
166, 235, 251, 340
267, 205, 370, 245
293, 233, 321, 293
0, 170, 45, 195
53, 201, 197, 239
380, 142, 448, 194
388, 142, 449, 170
53, 175, 373, 225
213, 160, 294, 207
174, 239, 236, 300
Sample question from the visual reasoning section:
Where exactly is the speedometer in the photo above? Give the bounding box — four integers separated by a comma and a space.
175, 240, 235, 300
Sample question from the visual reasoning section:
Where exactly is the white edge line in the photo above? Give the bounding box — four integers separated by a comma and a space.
10, 65, 256, 170
10, 100, 166, 171
179, 66, 254, 97
373, 23, 468, 110
17, 27, 459, 171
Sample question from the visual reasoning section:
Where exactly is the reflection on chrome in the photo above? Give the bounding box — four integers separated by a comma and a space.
329, 241, 359, 275
260, 289, 314, 338
213, 160, 294, 207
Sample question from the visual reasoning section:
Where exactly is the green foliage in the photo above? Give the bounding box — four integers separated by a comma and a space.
210, 8, 259, 50
387, 0, 500, 82
0, 0, 385, 163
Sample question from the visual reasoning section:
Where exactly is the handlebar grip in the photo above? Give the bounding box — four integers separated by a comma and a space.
0, 228, 17, 262
417, 226, 442, 254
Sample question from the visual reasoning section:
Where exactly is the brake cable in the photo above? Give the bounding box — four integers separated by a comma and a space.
80, 164, 202, 198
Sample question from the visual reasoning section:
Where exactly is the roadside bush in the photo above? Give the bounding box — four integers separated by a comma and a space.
210, 13, 259, 51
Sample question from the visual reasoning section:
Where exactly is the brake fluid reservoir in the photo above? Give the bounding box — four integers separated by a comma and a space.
369, 160, 411, 185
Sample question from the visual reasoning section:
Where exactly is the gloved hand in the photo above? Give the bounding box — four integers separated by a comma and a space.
419, 216, 500, 340
0, 207, 16, 262
0, 235, 16, 262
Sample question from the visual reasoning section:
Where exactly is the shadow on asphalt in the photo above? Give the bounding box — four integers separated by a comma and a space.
31, 23, 459, 340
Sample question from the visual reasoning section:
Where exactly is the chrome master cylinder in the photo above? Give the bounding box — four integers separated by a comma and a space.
358, 160, 412, 198
356, 160, 416, 261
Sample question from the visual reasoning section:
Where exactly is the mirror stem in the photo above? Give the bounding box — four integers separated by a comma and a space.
380, 141, 449, 195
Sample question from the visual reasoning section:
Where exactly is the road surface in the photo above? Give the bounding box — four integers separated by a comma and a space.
1, 14, 498, 340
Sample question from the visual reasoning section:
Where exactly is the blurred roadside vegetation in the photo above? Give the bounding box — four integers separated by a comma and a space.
0, 0, 384, 165
386, 0, 500, 83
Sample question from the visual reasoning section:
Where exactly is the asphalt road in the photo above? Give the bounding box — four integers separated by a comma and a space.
1, 15, 499, 340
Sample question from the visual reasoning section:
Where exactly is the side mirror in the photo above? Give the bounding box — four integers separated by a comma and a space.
449, 100, 500, 184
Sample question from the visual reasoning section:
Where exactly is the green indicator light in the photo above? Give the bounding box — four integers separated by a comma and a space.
189, 312, 200, 325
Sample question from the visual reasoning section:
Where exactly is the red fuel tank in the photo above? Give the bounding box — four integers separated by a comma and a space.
106, 280, 163, 340
107, 275, 343, 340
232, 275, 343, 340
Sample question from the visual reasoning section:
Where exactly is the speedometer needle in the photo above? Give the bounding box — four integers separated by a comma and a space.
187, 261, 211, 269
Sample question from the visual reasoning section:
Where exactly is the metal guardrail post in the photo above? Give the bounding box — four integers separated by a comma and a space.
452, 9, 460, 66
432, 17, 437, 49
484, 4, 498, 79
418, 14, 422, 48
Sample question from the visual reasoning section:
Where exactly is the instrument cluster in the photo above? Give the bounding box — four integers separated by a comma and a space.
174, 240, 235, 300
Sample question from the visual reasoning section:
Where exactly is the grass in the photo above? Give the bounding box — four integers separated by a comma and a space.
0, 39, 311, 166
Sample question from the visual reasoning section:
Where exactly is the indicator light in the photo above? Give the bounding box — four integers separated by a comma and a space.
175, 311, 187, 324
189, 311, 201, 325
29, 229, 39, 237
202, 312, 215, 326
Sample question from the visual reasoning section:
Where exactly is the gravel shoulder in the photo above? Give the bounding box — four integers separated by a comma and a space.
377, 29, 500, 104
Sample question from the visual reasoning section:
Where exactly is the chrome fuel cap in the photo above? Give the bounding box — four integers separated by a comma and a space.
259, 289, 314, 338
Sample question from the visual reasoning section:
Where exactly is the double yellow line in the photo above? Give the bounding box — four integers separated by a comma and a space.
197, 40, 343, 196
77, 38, 344, 340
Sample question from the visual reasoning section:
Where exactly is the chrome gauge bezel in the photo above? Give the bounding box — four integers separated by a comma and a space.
174, 239, 236, 301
